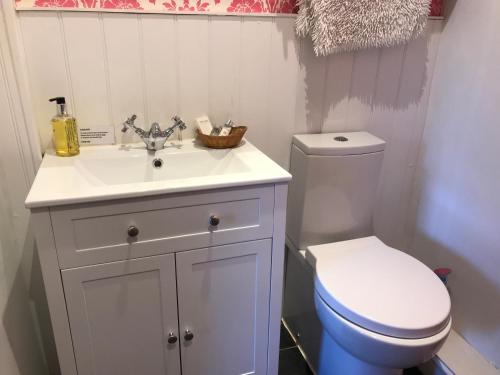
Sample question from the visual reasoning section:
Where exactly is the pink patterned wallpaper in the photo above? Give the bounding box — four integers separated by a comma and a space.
15, 0, 297, 13
16, 0, 442, 16
429, 0, 443, 17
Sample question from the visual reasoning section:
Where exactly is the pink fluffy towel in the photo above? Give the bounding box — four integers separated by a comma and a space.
297, 0, 432, 56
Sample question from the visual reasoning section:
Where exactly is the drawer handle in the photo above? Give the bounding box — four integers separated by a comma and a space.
209, 215, 220, 227
127, 225, 139, 237
184, 329, 194, 341
167, 332, 178, 344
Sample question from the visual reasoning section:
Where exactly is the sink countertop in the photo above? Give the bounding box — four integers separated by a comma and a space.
25, 138, 291, 208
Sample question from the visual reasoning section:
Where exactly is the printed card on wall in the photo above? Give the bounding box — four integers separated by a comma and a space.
79, 126, 116, 146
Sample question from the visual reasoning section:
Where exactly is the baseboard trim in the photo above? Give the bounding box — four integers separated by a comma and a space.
419, 355, 454, 375
419, 329, 500, 375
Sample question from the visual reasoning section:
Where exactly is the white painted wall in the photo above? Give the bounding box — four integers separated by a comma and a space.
0, 10, 48, 375
17, 11, 442, 248
409, 0, 500, 368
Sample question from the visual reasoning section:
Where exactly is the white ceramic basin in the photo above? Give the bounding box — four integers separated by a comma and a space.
25, 139, 291, 208
75, 147, 251, 185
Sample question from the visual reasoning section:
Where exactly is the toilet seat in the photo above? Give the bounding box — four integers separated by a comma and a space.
306, 236, 451, 339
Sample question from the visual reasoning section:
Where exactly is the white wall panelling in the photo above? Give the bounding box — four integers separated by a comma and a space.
19, 11, 442, 247
376, 21, 443, 249
104, 14, 147, 144
61, 13, 111, 133
0, 1, 50, 373
142, 14, 178, 126
177, 15, 209, 133
207, 16, 240, 127
238, 18, 273, 157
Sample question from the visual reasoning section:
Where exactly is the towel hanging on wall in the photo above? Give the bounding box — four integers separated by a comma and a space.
297, 0, 432, 56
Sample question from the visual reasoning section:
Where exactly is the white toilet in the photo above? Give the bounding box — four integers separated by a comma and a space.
283, 132, 451, 375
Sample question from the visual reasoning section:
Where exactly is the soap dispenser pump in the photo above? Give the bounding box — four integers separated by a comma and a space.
49, 97, 79, 156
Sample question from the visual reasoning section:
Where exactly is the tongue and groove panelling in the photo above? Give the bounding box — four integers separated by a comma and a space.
19, 12, 442, 248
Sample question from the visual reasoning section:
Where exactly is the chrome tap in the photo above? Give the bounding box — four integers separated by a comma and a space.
121, 114, 187, 151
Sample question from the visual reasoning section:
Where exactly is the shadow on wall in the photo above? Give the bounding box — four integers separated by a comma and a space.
411, 233, 500, 364
288, 18, 447, 250
296, 20, 437, 134
443, 0, 457, 26
2, 221, 60, 375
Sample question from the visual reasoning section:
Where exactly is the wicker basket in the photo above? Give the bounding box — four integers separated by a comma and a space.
196, 126, 247, 149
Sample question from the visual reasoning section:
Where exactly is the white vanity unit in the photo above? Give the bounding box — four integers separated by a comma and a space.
26, 139, 291, 375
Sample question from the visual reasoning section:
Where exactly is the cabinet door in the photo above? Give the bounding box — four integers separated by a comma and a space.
62, 254, 180, 375
176, 239, 272, 375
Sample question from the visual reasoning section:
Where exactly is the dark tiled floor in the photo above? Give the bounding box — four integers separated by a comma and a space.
279, 347, 314, 375
278, 321, 423, 375
279, 322, 313, 375
280, 323, 297, 350
403, 368, 423, 375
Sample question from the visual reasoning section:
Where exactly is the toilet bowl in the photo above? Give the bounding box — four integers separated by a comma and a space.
307, 236, 451, 374
314, 293, 451, 375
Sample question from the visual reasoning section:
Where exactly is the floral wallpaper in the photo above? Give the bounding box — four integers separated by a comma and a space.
15, 0, 297, 13
15, 0, 442, 19
429, 0, 443, 17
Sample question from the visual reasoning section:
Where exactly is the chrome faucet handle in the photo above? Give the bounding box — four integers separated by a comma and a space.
122, 114, 138, 133
172, 115, 187, 130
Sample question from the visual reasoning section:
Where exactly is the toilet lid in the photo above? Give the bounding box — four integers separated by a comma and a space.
306, 236, 451, 339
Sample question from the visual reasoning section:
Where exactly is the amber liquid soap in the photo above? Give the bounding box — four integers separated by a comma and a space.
49, 97, 79, 156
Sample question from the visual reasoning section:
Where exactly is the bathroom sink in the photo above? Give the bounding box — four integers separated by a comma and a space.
25, 139, 291, 207
75, 147, 251, 185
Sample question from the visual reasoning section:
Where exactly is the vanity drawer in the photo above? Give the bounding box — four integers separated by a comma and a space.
51, 185, 274, 268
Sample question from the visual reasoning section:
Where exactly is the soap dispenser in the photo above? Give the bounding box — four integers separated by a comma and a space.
49, 97, 79, 156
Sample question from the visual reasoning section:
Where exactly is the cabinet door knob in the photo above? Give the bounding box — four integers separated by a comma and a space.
184, 329, 194, 341
127, 225, 139, 237
209, 215, 220, 226
167, 332, 178, 344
